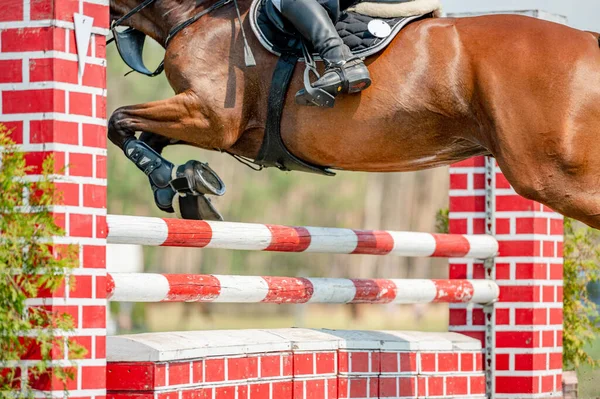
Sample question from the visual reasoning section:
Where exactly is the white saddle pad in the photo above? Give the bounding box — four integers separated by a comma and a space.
350, 0, 442, 19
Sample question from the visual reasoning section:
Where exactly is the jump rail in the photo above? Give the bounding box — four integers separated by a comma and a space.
106, 215, 499, 258
107, 273, 500, 304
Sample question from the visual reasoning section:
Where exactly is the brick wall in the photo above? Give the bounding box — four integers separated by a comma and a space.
107, 329, 487, 399
1, 0, 108, 397
449, 157, 563, 398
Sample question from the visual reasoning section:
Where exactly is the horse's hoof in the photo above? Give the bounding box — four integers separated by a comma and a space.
172, 193, 223, 221
170, 160, 226, 197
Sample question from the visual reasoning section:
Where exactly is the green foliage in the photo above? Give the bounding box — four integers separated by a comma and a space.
435, 208, 449, 234
0, 125, 82, 397
563, 218, 600, 370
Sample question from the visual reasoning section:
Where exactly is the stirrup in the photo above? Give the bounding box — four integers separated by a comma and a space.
295, 43, 335, 108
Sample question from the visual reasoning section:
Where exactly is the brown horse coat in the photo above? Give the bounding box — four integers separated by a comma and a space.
109, 0, 600, 228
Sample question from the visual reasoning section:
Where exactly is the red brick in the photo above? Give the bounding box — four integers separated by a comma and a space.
496, 195, 540, 212
30, 58, 78, 84
95, 34, 107, 58
70, 214, 93, 237
96, 95, 107, 118
473, 263, 486, 279
496, 376, 539, 394
557, 285, 564, 301
0, 60, 22, 83
499, 286, 539, 302
305, 379, 326, 399
495, 263, 511, 280
69, 153, 94, 177
316, 353, 335, 375
214, 386, 235, 399
516, 263, 548, 280
272, 381, 293, 398
446, 376, 468, 395
349, 352, 369, 373
380, 352, 398, 373
30, 120, 79, 145
82, 124, 107, 147
495, 218, 511, 234
260, 355, 280, 378
96, 215, 107, 239
83, 64, 106, 88
96, 155, 107, 179
84, 2, 110, 29
370, 352, 380, 373
83, 245, 106, 269
543, 240, 556, 257
472, 172, 485, 189
496, 353, 509, 370
82, 306, 105, 329
83, 184, 106, 208
54, 182, 79, 206
472, 217, 486, 234
496, 331, 539, 348
449, 309, 466, 326
69, 92, 93, 116
550, 353, 562, 369
437, 353, 458, 372
542, 330, 555, 348
282, 354, 293, 376
205, 359, 225, 382
471, 375, 486, 394
96, 275, 107, 299
1, 27, 66, 52
449, 263, 467, 279
496, 173, 512, 188
420, 353, 436, 372
338, 351, 348, 373
499, 240, 541, 257
294, 353, 314, 375
3, 89, 65, 114
448, 218, 467, 234
379, 377, 396, 397
542, 286, 555, 302
1, 1, 23, 21
70, 275, 92, 298
460, 353, 474, 372
515, 308, 547, 325
399, 353, 417, 372
550, 263, 563, 280
449, 196, 485, 213
31, 0, 79, 21
169, 362, 191, 385
541, 374, 554, 393
348, 377, 367, 397
550, 308, 563, 325
496, 308, 510, 324
472, 308, 485, 325
516, 217, 549, 234
227, 357, 247, 381
515, 353, 549, 371
249, 383, 270, 399
192, 361, 204, 383
427, 376, 444, 396
550, 219, 563, 235
449, 173, 467, 190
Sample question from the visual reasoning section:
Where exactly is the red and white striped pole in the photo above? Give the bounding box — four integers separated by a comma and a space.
107, 273, 500, 304
106, 214, 499, 258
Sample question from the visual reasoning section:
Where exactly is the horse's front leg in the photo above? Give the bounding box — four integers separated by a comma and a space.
108, 93, 226, 220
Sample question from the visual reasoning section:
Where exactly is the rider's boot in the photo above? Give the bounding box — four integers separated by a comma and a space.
279, 0, 371, 96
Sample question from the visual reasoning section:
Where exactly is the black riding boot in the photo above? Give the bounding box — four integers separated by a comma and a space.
280, 0, 371, 96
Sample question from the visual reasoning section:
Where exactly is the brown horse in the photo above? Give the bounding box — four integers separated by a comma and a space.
108, 0, 600, 229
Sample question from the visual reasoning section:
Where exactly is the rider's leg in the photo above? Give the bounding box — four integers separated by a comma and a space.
276, 0, 371, 95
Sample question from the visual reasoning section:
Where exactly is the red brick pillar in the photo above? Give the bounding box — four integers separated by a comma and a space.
1, 0, 108, 397
449, 157, 563, 398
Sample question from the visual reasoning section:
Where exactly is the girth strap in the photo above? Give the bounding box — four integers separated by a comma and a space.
255, 53, 335, 176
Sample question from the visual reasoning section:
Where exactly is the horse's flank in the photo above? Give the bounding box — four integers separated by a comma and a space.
109, 0, 600, 229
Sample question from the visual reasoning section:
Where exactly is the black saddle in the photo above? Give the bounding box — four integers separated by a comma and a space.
249, 0, 432, 176
249, 0, 426, 60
